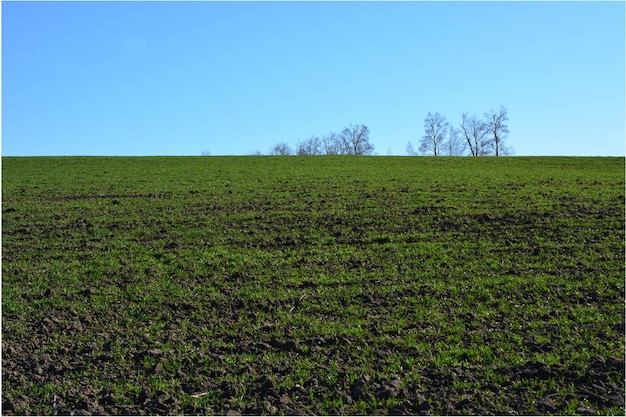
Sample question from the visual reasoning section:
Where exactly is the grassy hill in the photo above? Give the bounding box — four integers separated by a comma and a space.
2, 156, 624, 415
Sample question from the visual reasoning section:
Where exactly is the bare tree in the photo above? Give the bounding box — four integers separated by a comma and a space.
406, 141, 418, 156
201, 150, 211, 156
443, 126, 466, 156
322, 132, 341, 155
419, 112, 448, 156
460, 112, 490, 156
269, 142, 292, 156
500, 144, 515, 156
339, 123, 374, 155
485, 106, 510, 156
296, 136, 322, 155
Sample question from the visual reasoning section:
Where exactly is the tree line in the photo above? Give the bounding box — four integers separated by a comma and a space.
202, 107, 512, 156
407, 106, 512, 156
262, 123, 375, 156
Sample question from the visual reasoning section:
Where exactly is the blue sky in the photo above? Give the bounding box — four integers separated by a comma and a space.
2, 1, 624, 156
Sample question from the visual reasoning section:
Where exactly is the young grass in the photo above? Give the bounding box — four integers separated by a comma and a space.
2, 156, 624, 415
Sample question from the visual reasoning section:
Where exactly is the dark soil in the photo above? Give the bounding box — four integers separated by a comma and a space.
2, 291, 624, 415
3, 156, 624, 415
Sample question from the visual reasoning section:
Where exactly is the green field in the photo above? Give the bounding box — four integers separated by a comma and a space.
2, 156, 624, 415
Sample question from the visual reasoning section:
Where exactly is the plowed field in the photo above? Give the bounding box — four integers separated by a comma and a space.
2, 156, 624, 415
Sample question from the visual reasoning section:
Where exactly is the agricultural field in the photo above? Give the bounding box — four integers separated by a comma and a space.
2, 156, 624, 416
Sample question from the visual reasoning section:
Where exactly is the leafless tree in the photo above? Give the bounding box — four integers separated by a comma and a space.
443, 126, 466, 156
485, 106, 510, 156
201, 150, 211, 156
419, 112, 448, 156
339, 123, 374, 155
322, 132, 341, 155
406, 141, 418, 156
460, 112, 490, 156
269, 142, 292, 156
296, 136, 322, 155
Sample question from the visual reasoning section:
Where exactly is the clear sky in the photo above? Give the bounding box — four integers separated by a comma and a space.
2, 1, 624, 156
